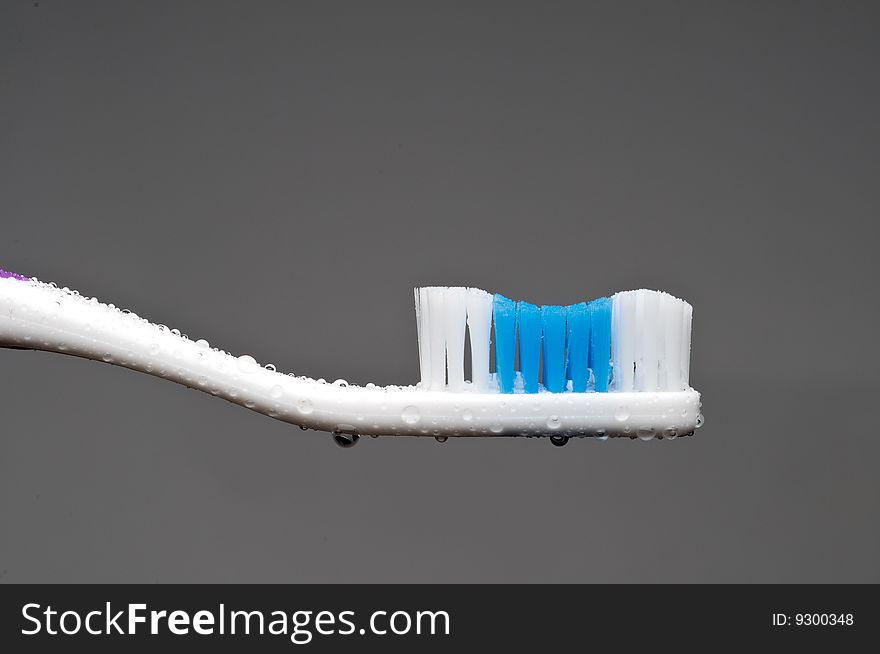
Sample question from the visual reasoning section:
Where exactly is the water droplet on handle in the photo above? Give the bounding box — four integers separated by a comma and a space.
237, 355, 258, 373
401, 406, 420, 424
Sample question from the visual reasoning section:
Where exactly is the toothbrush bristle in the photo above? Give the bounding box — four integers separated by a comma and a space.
442, 287, 467, 391
540, 305, 567, 393
492, 294, 517, 393
588, 297, 612, 392
516, 301, 541, 393
566, 302, 590, 393
414, 286, 692, 394
465, 288, 492, 391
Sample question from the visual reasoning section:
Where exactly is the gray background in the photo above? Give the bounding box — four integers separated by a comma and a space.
1, 0, 877, 582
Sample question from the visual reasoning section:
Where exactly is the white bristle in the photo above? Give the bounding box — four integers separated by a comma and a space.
611, 293, 620, 390
681, 301, 693, 388
640, 290, 662, 391
633, 290, 646, 391
612, 291, 637, 391
661, 293, 683, 391
465, 288, 492, 391
414, 288, 431, 388
426, 287, 447, 390
443, 287, 468, 391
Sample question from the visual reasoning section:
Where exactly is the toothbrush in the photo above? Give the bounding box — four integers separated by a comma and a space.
0, 268, 702, 447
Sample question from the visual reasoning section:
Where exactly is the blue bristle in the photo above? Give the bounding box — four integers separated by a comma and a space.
516, 301, 541, 393
588, 297, 612, 392
493, 294, 517, 393
566, 302, 590, 392
541, 305, 567, 393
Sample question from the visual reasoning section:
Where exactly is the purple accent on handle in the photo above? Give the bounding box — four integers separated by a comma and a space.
0, 268, 29, 281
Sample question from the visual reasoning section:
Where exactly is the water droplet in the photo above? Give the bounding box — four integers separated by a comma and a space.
244, 400, 255, 409
695, 413, 705, 428
638, 427, 655, 441
489, 423, 503, 433
148, 343, 160, 356
297, 399, 314, 414
614, 405, 630, 422
332, 432, 359, 448
550, 434, 569, 447
462, 409, 473, 421
401, 406, 420, 424
546, 415, 561, 430
195, 339, 209, 348
157, 324, 168, 332
198, 376, 208, 386
332, 379, 349, 387
365, 382, 376, 389
435, 436, 448, 443
270, 385, 283, 399
663, 427, 678, 439
265, 363, 276, 372
237, 354, 258, 373
101, 353, 113, 362
171, 328, 181, 337
299, 425, 309, 431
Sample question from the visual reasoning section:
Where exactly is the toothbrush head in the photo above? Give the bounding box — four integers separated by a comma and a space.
413, 286, 694, 395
